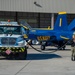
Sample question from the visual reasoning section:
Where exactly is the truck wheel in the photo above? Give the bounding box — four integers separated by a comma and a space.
19, 48, 27, 60
41, 45, 45, 50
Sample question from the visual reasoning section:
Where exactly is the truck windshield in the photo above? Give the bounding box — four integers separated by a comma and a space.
0, 26, 22, 34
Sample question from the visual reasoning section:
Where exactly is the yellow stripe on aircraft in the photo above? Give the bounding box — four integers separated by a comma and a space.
23, 34, 28, 38
34, 28, 53, 30
58, 12, 66, 14
60, 36, 69, 40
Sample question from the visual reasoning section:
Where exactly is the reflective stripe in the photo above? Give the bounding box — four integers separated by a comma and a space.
19, 50, 21, 52
13, 48, 15, 49
16, 51, 18, 52
17, 48, 19, 49
21, 48, 24, 52
6, 48, 8, 49
2, 47, 4, 49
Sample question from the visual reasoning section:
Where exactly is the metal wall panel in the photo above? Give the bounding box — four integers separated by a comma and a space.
0, 0, 75, 13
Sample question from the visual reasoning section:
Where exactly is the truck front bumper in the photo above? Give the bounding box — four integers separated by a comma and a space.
0, 47, 26, 53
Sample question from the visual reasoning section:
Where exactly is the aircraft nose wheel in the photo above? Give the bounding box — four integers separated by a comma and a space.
41, 45, 45, 50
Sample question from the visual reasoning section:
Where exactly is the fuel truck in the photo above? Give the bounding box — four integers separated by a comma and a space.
0, 21, 28, 59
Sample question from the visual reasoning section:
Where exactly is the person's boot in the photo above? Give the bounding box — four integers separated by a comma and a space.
74, 56, 75, 61
71, 56, 74, 61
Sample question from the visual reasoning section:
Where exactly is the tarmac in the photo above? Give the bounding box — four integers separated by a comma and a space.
0, 45, 75, 75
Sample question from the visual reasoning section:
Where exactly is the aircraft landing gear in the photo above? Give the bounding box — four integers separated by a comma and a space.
57, 45, 66, 50
41, 45, 45, 50
41, 42, 46, 50
57, 41, 66, 50
62, 45, 66, 50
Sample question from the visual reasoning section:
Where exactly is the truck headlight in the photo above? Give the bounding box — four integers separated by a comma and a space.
18, 41, 25, 46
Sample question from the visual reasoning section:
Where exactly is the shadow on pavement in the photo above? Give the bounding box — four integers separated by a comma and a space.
46, 48, 71, 51
27, 53, 61, 60
0, 54, 61, 60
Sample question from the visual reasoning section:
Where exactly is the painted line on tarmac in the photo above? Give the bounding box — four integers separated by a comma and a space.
15, 61, 31, 75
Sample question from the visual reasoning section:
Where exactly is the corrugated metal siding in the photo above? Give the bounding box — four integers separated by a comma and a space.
0, 0, 75, 13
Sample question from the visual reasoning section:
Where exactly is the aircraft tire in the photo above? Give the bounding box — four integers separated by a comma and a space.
41, 45, 45, 50
62, 46, 66, 50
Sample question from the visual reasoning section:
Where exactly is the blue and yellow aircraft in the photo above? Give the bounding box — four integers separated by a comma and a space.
21, 12, 74, 50
68, 18, 75, 31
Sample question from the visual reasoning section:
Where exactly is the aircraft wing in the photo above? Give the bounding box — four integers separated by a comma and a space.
68, 19, 75, 31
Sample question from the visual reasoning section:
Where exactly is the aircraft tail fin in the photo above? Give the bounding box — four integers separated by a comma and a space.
68, 19, 75, 31
54, 12, 68, 30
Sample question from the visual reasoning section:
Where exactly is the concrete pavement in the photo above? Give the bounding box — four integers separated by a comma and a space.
0, 45, 75, 75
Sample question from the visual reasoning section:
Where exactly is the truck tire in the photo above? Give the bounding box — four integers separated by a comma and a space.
19, 48, 27, 60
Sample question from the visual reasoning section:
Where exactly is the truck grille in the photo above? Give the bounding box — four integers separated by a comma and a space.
1, 38, 16, 45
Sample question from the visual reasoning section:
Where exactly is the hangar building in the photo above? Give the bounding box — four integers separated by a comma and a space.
0, 0, 75, 28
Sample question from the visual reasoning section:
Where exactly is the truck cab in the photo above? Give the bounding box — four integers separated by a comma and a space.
0, 21, 27, 59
